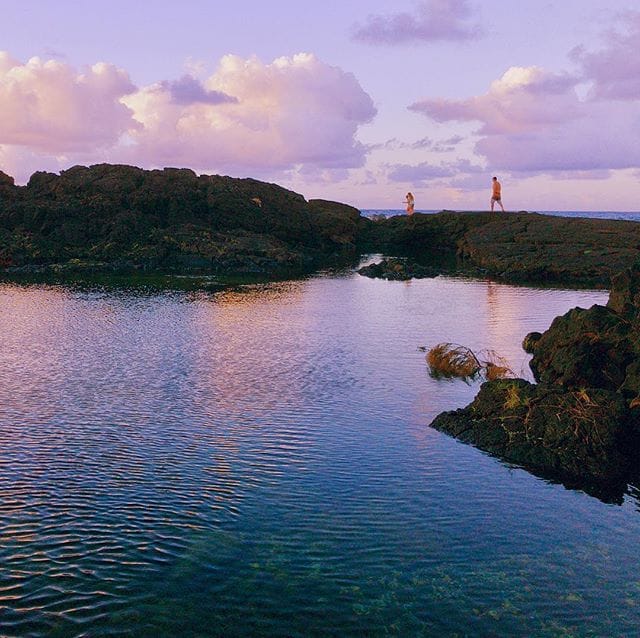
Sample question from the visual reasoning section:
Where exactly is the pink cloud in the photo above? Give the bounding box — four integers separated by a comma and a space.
410, 67, 579, 135
122, 53, 376, 172
352, 0, 482, 44
0, 52, 137, 153
570, 11, 640, 100
0, 51, 376, 181
409, 65, 640, 173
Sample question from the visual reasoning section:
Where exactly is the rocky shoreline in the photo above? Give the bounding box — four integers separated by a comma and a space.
3, 167, 640, 288
0, 164, 361, 282
3, 166, 640, 496
358, 211, 640, 287
430, 265, 640, 502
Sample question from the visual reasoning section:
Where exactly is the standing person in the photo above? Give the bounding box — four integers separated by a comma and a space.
405, 192, 415, 216
490, 177, 505, 212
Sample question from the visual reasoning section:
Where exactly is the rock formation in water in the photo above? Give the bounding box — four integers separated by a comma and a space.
4, 166, 640, 287
359, 212, 640, 286
0, 164, 360, 276
357, 257, 439, 281
430, 264, 640, 501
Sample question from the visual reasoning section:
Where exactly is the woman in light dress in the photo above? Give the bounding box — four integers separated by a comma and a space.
405, 192, 415, 216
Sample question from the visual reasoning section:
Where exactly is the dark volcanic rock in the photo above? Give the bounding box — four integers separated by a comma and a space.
431, 379, 633, 487
361, 211, 640, 287
0, 164, 361, 276
358, 257, 439, 280
607, 263, 640, 317
528, 304, 632, 391
430, 262, 640, 499
522, 332, 542, 353
307, 199, 361, 252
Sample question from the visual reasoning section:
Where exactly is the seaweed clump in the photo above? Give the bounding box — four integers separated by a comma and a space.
425, 342, 514, 382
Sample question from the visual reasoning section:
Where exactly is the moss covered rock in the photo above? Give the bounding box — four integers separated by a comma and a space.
430, 262, 640, 498
431, 379, 634, 487
0, 164, 361, 276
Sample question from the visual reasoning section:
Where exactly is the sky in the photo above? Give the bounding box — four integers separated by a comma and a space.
0, 0, 639, 211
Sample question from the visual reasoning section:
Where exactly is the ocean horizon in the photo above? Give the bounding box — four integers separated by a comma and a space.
361, 209, 640, 222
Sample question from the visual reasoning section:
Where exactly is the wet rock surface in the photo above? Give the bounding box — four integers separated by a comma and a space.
357, 257, 440, 280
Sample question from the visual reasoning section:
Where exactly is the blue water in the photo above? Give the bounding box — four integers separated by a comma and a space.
0, 270, 639, 636
362, 209, 640, 222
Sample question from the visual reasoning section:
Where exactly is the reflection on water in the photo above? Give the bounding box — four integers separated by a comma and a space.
0, 272, 638, 637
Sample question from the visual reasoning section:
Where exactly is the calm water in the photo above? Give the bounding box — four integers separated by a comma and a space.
1, 267, 639, 637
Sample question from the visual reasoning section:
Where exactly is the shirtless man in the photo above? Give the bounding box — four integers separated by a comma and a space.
490, 177, 505, 212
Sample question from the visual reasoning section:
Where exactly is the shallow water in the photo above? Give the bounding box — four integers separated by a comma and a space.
1, 268, 638, 637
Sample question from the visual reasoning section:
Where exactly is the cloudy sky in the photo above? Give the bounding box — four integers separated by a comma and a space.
1, 0, 639, 210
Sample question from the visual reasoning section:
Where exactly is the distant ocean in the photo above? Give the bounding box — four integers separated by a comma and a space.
361, 209, 640, 222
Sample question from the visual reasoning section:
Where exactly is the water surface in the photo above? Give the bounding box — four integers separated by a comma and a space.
1, 270, 638, 637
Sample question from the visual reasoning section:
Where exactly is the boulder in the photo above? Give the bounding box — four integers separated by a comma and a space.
358, 257, 439, 280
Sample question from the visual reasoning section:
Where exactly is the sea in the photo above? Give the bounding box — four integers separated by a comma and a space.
361, 209, 640, 221
1, 210, 639, 636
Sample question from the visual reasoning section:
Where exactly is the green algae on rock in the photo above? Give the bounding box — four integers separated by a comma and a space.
360, 211, 640, 287
430, 263, 640, 500
0, 164, 361, 278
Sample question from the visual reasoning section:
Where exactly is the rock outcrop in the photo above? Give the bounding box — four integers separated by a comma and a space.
430, 263, 640, 501
4, 175, 640, 287
0, 164, 360, 276
357, 257, 439, 281
360, 212, 640, 287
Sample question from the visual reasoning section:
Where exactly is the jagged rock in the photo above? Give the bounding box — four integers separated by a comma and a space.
607, 263, 640, 317
0, 171, 14, 189
528, 304, 632, 390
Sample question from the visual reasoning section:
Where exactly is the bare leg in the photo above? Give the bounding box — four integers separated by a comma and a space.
490, 198, 495, 212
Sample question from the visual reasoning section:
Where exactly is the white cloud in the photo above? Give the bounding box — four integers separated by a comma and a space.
0, 52, 137, 153
122, 53, 376, 172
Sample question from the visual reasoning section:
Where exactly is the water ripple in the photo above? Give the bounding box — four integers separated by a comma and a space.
0, 278, 639, 636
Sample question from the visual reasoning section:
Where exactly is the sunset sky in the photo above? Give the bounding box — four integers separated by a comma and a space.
1, 0, 639, 210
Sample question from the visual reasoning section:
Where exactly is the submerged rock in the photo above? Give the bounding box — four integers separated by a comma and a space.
358, 257, 439, 281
